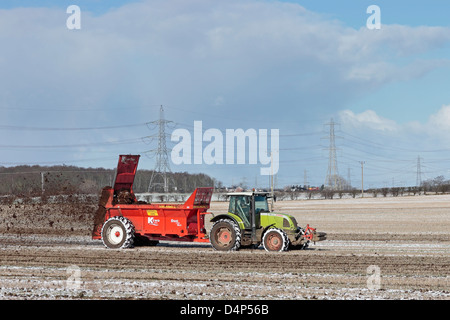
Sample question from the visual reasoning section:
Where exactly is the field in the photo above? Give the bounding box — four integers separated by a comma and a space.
0, 194, 449, 300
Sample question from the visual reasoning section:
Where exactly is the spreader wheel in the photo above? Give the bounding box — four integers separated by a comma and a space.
101, 216, 135, 249
262, 228, 289, 252
209, 219, 241, 251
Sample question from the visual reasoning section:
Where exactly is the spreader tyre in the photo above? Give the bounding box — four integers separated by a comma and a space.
101, 216, 135, 249
210, 219, 241, 251
262, 228, 289, 252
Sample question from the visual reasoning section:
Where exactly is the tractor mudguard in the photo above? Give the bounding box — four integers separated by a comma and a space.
210, 213, 244, 231
261, 223, 276, 235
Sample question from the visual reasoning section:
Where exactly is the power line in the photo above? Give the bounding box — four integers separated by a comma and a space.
0, 123, 147, 131
341, 130, 450, 154
0, 104, 164, 112
0, 137, 146, 149
0, 156, 118, 166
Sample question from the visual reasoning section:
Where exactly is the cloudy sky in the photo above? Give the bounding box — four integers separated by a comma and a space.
1, 0, 450, 189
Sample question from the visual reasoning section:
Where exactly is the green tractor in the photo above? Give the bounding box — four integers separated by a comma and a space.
209, 191, 327, 252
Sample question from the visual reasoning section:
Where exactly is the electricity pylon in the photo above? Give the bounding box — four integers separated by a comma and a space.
416, 155, 422, 187
147, 105, 176, 192
324, 118, 341, 190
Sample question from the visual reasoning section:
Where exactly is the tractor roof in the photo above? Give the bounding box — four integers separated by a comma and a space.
226, 191, 272, 197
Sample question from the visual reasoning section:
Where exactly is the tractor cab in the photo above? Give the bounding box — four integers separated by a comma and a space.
220, 191, 272, 247
227, 192, 270, 230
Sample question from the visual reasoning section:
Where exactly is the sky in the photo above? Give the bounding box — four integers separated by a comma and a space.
1, 0, 450, 190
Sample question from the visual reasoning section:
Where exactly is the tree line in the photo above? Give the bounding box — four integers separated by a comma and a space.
279, 175, 450, 200
0, 165, 218, 197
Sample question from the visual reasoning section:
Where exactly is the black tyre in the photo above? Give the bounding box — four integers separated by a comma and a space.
209, 219, 241, 251
262, 228, 289, 252
101, 216, 135, 249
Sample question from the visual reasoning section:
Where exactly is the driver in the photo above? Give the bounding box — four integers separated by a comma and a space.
237, 197, 251, 228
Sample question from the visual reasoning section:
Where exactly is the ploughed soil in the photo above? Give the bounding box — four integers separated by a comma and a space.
0, 194, 449, 300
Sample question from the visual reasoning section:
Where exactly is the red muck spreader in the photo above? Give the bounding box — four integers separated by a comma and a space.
92, 155, 213, 248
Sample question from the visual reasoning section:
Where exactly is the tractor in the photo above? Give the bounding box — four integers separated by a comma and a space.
209, 191, 326, 252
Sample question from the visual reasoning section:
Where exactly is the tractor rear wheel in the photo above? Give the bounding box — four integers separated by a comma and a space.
262, 228, 289, 252
209, 219, 241, 251
101, 216, 135, 249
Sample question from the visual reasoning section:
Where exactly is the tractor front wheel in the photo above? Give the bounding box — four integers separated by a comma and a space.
262, 228, 289, 252
209, 219, 241, 251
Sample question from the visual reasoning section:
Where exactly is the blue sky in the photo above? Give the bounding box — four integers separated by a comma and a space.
1, 0, 450, 190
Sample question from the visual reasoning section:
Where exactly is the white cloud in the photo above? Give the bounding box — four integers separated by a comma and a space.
339, 104, 450, 147
427, 105, 450, 132
1, 0, 449, 116
339, 109, 399, 132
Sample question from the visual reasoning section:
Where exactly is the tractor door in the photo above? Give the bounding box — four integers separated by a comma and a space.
229, 195, 251, 229
253, 195, 269, 226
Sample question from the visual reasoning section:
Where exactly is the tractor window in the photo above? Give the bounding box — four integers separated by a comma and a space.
229, 196, 251, 228
254, 195, 269, 213
229, 197, 236, 214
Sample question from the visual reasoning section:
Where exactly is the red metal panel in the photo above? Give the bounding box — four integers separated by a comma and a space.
184, 187, 213, 209
114, 155, 140, 193
143, 207, 164, 234
164, 210, 187, 236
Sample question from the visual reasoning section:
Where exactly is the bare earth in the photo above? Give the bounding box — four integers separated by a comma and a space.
0, 194, 449, 300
